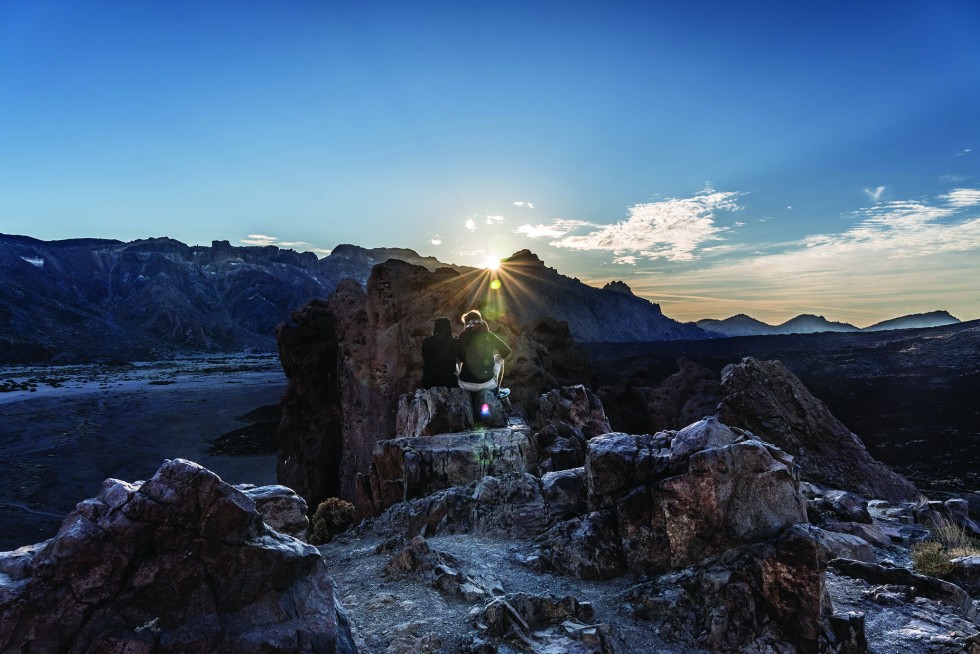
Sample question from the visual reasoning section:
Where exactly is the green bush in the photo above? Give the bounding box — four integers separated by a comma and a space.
310, 497, 355, 545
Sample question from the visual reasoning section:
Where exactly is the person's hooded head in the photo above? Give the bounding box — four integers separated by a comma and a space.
432, 317, 452, 337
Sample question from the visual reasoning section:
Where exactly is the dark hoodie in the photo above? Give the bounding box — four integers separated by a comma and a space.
456, 320, 511, 384
421, 317, 458, 389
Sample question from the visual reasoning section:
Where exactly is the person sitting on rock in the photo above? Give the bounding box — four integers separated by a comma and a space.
455, 309, 511, 398
421, 317, 459, 389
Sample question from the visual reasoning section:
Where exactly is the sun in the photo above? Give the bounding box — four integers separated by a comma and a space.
483, 257, 501, 271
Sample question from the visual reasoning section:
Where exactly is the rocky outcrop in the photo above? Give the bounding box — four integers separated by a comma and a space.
718, 357, 919, 502
379, 415, 850, 652
623, 524, 835, 653
276, 259, 593, 513
587, 321, 980, 494
359, 424, 537, 516
0, 459, 356, 653
599, 356, 919, 502
366, 469, 587, 541
237, 483, 310, 541
542, 418, 809, 575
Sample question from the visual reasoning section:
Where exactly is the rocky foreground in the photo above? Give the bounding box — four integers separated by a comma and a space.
4, 257, 979, 652
4, 385, 980, 652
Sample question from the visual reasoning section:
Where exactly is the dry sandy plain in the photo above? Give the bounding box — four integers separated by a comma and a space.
0, 354, 287, 551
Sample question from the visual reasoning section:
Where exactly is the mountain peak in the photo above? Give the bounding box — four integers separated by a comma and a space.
602, 280, 634, 295
504, 249, 545, 266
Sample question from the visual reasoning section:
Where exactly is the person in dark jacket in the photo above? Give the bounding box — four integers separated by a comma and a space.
455, 309, 511, 398
421, 317, 459, 389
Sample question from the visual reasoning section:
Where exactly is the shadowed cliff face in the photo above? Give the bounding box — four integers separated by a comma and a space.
276, 259, 594, 513
588, 321, 980, 493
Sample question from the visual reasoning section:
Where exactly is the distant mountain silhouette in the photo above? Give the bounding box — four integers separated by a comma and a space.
698, 311, 959, 338
0, 236, 704, 363
863, 310, 960, 332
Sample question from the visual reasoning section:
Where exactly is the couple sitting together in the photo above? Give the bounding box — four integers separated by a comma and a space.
421, 309, 511, 399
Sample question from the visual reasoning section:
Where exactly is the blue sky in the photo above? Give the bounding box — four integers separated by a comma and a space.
1, 1, 978, 325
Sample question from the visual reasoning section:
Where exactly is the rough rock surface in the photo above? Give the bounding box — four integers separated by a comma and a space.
622, 524, 833, 653
276, 259, 594, 513
0, 459, 355, 653
556, 418, 810, 575
717, 357, 919, 502
396, 387, 479, 437
236, 483, 310, 541
0, 235, 450, 363
359, 423, 537, 516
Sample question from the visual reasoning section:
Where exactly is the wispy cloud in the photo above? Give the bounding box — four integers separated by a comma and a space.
529, 189, 741, 263
513, 201, 535, 209
956, 148, 973, 157
943, 188, 980, 208
241, 234, 324, 252
627, 188, 980, 323
465, 219, 478, 231
486, 215, 506, 225
863, 185, 886, 202
516, 219, 593, 240
430, 236, 443, 246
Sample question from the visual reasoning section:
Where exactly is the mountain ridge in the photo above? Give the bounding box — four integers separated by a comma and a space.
0, 234, 702, 363
698, 309, 959, 337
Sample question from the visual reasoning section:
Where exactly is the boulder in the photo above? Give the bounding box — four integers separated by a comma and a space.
808, 489, 873, 526
668, 416, 738, 464
945, 498, 980, 537
585, 432, 673, 512
536, 385, 612, 438
949, 556, 980, 596
237, 483, 310, 541
395, 387, 476, 437
471, 473, 548, 538
0, 459, 356, 654
798, 524, 876, 563
618, 439, 808, 571
532, 510, 626, 580
359, 423, 537, 515
540, 468, 588, 525
622, 524, 841, 653
718, 357, 919, 502
364, 471, 586, 541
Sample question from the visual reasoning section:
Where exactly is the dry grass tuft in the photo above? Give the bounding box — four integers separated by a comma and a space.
911, 514, 980, 577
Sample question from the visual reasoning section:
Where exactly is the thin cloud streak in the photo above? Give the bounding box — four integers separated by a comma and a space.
241, 234, 320, 251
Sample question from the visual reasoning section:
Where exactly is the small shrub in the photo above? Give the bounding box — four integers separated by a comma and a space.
930, 514, 977, 552
912, 515, 980, 578
911, 541, 954, 577
310, 497, 355, 545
